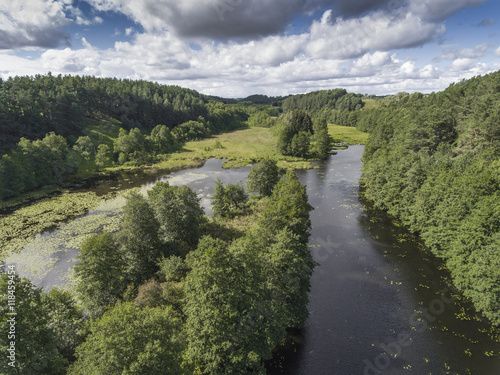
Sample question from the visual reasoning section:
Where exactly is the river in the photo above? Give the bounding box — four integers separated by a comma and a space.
6, 145, 500, 374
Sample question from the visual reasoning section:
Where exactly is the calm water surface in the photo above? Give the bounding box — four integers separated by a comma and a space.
7, 146, 500, 375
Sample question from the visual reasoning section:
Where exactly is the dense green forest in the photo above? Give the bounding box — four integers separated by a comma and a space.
0, 75, 346, 202
357, 71, 500, 325
0, 74, 250, 200
282, 88, 365, 126
0, 74, 211, 154
2, 71, 500, 373
1, 162, 315, 374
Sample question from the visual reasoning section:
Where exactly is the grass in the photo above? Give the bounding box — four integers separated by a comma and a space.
155, 126, 315, 170
362, 98, 391, 110
0, 124, 369, 260
328, 124, 369, 145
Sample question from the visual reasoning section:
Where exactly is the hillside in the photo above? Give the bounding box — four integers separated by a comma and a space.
358, 71, 500, 324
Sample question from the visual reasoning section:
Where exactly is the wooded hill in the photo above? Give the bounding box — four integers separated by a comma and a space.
0, 74, 209, 155
0, 75, 359, 201
358, 71, 500, 325
0, 75, 250, 200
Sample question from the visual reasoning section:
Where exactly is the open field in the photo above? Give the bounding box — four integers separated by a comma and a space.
0, 125, 369, 259
328, 124, 370, 145
158, 124, 369, 170
155, 126, 314, 170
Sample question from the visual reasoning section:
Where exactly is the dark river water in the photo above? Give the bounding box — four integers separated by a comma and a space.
7, 145, 500, 374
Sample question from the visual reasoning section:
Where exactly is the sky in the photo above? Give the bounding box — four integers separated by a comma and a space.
1, 0, 500, 98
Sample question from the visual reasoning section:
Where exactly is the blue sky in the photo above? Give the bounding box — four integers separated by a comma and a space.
1, 0, 499, 97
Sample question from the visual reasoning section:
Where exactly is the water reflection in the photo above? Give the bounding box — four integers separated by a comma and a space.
5, 147, 500, 374
267, 145, 500, 375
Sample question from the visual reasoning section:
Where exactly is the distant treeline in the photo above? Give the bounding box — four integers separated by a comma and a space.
282, 88, 365, 125
208, 93, 288, 106
358, 71, 500, 325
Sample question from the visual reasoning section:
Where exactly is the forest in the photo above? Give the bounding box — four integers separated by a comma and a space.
1, 160, 315, 374
0, 75, 337, 201
0, 75, 250, 200
357, 71, 500, 325
1, 71, 500, 373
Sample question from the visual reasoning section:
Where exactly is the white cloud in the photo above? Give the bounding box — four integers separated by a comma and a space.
80, 0, 486, 42
305, 10, 444, 60
83, 0, 305, 39
494, 47, 500, 57
450, 57, 478, 71
409, 0, 487, 22
0, 0, 71, 49
436, 43, 488, 61
40, 46, 100, 74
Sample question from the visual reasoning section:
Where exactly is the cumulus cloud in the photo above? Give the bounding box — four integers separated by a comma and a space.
408, 0, 486, 22
82, 0, 485, 41
305, 10, 444, 59
435, 43, 488, 61
0, 0, 71, 49
450, 57, 478, 71
494, 47, 500, 57
84, 0, 304, 39
327, 0, 394, 18
40, 39, 101, 74
0, 0, 487, 51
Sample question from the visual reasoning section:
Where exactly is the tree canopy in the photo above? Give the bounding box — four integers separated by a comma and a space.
69, 303, 185, 375
247, 159, 280, 197
73, 232, 125, 318
358, 71, 500, 325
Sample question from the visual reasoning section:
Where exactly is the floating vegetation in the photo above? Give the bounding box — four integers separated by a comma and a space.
0, 191, 117, 259
6, 195, 126, 292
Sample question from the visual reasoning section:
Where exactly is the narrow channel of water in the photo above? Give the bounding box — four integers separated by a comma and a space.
6, 146, 500, 374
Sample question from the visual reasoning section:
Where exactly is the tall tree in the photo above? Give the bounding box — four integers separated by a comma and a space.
69, 303, 185, 375
277, 110, 314, 157
94, 144, 111, 170
211, 178, 248, 218
247, 158, 280, 197
148, 182, 205, 252
310, 118, 333, 158
259, 170, 313, 245
117, 192, 164, 286
73, 136, 94, 172
184, 236, 281, 374
41, 288, 86, 362
74, 232, 125, 318
0, 274, 67, 374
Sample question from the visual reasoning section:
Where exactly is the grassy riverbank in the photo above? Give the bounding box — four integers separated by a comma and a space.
156, 124, 368, 169
0, 125, 368, 260
328, 124, 369, 145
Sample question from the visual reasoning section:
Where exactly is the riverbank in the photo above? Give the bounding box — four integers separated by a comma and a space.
0, 125, 368, 261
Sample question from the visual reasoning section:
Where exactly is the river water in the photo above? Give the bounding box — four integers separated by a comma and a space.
6, 146, 500, 374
